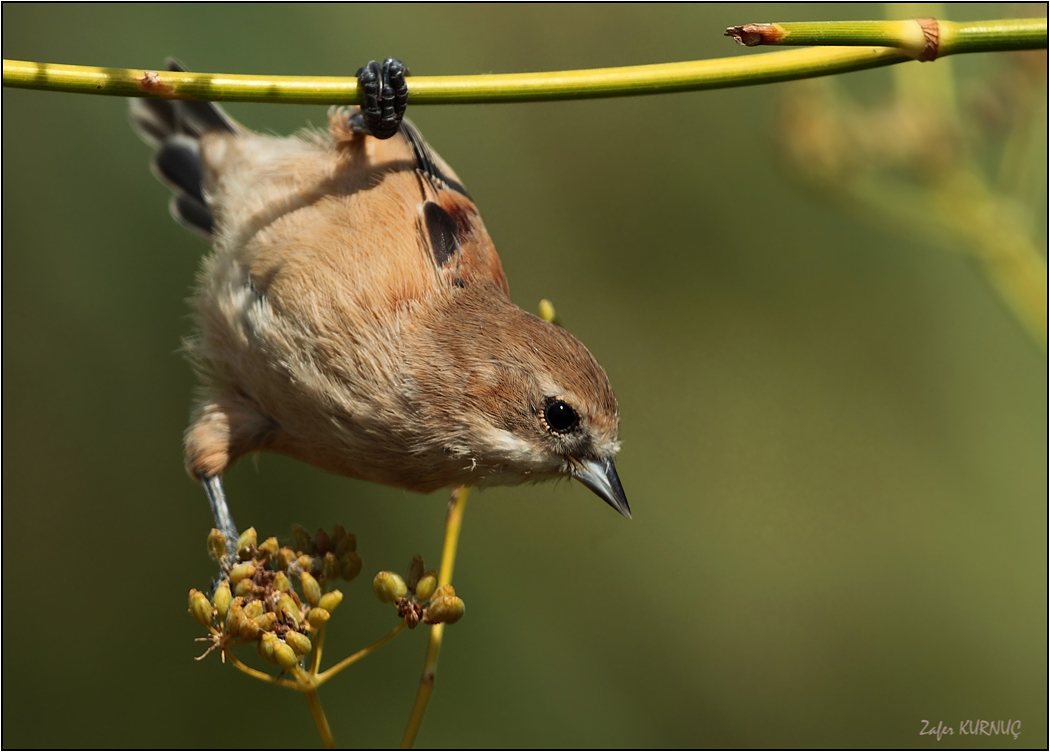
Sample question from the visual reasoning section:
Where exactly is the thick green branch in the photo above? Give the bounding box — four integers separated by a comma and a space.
3, 18, 1044, 106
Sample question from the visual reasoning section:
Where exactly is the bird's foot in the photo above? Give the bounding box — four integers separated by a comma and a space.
351, 58, 409, 139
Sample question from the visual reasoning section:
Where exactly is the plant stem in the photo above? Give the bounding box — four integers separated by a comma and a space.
400, 486, 470, 749
227, 654, 299, 689
315, 621, 408, 685
0, 48, 896, 104
727, 18, 1046, 55
437, 486, 470, 588
309, 623, 326, 676
400, 626, 441, 750
4, 18, 1044, 108
303, 687, 336, 750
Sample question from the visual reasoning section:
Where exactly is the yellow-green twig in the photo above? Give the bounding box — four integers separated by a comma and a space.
0, 49, 904, 104
227, 653, 299, 690
309, 623, 326, 676
437, 486, 470, 589
303, 688, 336, 750
726, 18, 1046, 54
315, 620, 408, 685
1, 18, 1042, 109
401, 486, 470, 749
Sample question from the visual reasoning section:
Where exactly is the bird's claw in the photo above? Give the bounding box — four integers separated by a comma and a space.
353, 58, 409, 139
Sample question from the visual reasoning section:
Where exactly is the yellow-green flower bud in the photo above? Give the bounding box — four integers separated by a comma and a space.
426, 593, 465, 625
277, 547, 297, 572
296, 554, 316, 572
307, 607, 331, 629
291, 524, 314, 554
258, 536, 279, 559
229, 562, 256, 587
415, 572, 438, 602
207, 529, 227, 562
228, 603, 260, 640
239, 614, 261, 641
322, 552, 340, 582
258, 632, 279, 665
189, 589, 214, 628
300, 571, 322, 607
285, 631, 312, 656
274, 640, 299, 669
273, 571, 293, 593
315, 528, 332, 556
253, 611, 277, 633
430, 584, 455, 601
241, 617, 260, 638
225, 604, 247, 639
236, 527, 257, 560
212, 581, 232, 621
243, 600, 264, 619
339, 551, 362, 582
373, 572, 407, 603
277, 593, 301, 628
407, 555, 424, 591
234, 578, 255, 598
538, 298, 557, 324
318, 589, 343, 613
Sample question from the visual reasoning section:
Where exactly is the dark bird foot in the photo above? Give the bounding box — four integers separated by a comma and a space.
352, 58, 409, 139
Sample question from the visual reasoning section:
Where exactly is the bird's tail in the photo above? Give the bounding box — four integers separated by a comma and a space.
129, 59, 240, 239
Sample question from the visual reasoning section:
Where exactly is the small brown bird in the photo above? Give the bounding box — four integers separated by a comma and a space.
131, 59, 628, 543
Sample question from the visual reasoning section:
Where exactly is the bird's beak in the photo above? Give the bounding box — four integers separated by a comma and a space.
571, 456, 631, 518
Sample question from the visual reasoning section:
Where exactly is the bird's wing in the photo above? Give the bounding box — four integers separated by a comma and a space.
398, 119, 511, 296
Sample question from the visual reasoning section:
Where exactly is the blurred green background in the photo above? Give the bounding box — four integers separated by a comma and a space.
3, 3, 1045, 748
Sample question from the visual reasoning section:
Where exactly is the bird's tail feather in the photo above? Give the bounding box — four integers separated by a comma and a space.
129, 59, 239, 238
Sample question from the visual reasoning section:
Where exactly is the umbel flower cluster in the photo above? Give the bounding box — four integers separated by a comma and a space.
183, 505, 469, 748
374, 554, 465, 629
188, 524, 361, 665
187, 525, 464, 671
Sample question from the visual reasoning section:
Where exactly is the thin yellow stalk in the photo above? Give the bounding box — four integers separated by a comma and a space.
309, 623, 327, 676
400, 486, 470, 749
315, 621, 408, 685
726, 18, 1046, 55
303, 688, 336, 750
227, 653, 299, 690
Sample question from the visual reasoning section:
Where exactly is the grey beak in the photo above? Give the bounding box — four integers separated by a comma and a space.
572, 456, 631, 519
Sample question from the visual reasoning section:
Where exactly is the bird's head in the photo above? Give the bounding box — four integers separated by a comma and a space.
406, 284, 629, 517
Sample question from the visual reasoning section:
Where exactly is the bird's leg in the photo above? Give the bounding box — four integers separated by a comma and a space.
201, 474, 239, 559
351, 58, 409, 139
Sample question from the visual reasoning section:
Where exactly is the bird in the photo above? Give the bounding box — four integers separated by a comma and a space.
130, 59, 629, 545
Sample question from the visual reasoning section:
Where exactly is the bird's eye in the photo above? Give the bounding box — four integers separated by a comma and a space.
543, 399, 580, 434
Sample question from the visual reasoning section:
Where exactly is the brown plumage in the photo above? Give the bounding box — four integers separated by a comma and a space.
131, 67, 629, 523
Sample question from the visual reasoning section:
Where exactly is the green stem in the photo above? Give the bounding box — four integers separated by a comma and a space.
0, 49, 900, 104
726, 18, 1047, 55
314, 621, 407, 686
400, 486, 470, 749
227, 653, 300, 690
309, 622, 326, 676
303, 688, 336, 750
3, 18, 1044, 107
